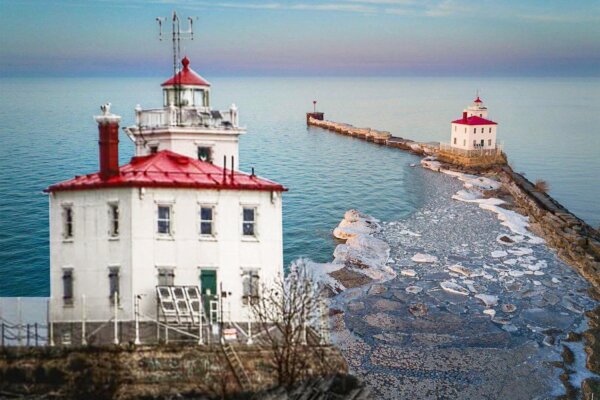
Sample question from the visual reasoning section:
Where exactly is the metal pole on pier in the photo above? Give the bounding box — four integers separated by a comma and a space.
134, 294, 141, 345
17, 297, 22, 346
81, 294, 87, 345
47, 299, 54, 347
113, 292, 119, 345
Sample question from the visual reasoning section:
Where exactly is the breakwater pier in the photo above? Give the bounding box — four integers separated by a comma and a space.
307, 112, 600, 289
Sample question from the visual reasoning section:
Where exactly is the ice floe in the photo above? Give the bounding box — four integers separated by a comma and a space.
333, 209, 380, 240
440, 281, 469, 296
411, 253, 438, 263
475, 294, 499, 307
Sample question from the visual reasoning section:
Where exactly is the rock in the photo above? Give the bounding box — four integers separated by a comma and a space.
368, 284, 387, 295
405, 286, 423, 294
409, 303, 428, 317
448, 264, 475, 277
501, 304, 517, 313
348, 302, 365, 312
475, 294, 499, 307
412, 253, 438, 263
440, 281, 469, 296
400, 269, 417, 277
543, 335, 555, 346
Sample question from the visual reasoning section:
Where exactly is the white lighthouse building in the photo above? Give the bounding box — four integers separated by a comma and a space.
46, 61, 286, 345
450, 96, 498, 151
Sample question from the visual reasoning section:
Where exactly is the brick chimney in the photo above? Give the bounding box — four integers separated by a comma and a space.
463, 111, 468, 120
94, 103, 121, 180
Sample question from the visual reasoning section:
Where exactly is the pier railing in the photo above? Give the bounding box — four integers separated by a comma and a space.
439, 142, 504, 158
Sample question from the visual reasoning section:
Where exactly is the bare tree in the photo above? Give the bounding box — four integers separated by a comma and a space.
250, 259, 328, 388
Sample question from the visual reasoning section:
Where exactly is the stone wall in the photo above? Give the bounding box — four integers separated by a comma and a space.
0, 344, 349, 399
498, 166, 600, 289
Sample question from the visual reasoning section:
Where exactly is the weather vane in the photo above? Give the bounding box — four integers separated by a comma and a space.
156, 11, 197, 85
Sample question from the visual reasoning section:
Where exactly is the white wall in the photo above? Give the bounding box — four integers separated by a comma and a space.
49, 186, 283, 324
49, 189, 135, 322
450, 123, 497, 150
134, 129, 241, 170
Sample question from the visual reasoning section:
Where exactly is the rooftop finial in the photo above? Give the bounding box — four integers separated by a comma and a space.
100, 102, 112, 116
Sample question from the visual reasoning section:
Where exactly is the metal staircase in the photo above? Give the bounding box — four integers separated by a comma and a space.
221, 341, 252, 391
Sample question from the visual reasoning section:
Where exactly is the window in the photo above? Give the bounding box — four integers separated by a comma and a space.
109, 204, 119, 237
473, 140, 477, 146
63, 270, 73, 305
473, 128, 476, 134
157, 205, 171, 235
489, 127, 492, 133
488, 139, 492, 146
480, 114, 483, 117
149, 145, 158, 154
463, 139, 466, 146
108, 267, 120, 303
453, 137, 457, 145
464, 128, 466, 133
197, 147, 212, 163
481, 128, 484, 133
200, 206, 214, 235
242, 207, 256, 236
242, 270, 260, 305
158, 268, 175, 286
62, 206, 74, 239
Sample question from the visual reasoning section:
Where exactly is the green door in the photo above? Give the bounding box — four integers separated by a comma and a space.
200, 270, 217, 319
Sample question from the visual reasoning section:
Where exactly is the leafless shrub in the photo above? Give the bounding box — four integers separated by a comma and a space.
250, 259, 328, 388
534, 179, 549, 192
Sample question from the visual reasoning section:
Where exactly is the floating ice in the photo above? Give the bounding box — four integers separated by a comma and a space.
400, 269, 417, 277
440, 281, 469, 296
399, 229, 421, 237
509, 270, 525, 277
333, 209, 380, 240
491, 250, 508, 258
501, 304, 517, 313
448, 264, 476, 277
412, 253, 438, 263
475, 294, 499, 307
405, 286, 423, 294
483, 309, 496, 318
303, 259, 346, 295
509, 247, 534, 256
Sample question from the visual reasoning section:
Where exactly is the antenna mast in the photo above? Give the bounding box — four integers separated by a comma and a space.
156, 11, 197, 125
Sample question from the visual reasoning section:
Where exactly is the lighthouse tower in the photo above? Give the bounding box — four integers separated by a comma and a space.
125, 56, 243, 169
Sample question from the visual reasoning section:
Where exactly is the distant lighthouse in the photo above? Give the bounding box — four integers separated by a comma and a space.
449, 95, 498, 151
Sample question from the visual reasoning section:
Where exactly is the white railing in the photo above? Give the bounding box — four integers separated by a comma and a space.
136, 106, 239, 130
439, 142, 504, 157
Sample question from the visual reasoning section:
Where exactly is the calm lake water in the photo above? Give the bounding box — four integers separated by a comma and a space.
0, 76, 598, 296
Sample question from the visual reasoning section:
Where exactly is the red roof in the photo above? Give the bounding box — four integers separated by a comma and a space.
161, 57, 211, 87
46, 151, 287, 193
452, 115, 497, 126
474, 96, 483, 103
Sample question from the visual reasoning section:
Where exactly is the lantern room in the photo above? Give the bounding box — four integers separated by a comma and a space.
161, 56, 211, 108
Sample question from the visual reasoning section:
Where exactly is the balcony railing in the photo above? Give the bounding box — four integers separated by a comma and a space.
135, 106, 240, 130
439, 142, 504, 157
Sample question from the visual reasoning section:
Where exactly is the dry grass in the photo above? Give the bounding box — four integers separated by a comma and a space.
534, 179, 550, 192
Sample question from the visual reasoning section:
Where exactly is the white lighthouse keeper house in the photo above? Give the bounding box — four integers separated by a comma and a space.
46, 102, 286, 345
450, 96, 498, 151
125, 56, 244, 170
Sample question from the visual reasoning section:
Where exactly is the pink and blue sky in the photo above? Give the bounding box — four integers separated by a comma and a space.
1, 0, 599, 77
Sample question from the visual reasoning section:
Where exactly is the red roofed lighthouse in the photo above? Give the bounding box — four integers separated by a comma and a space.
449, 95, 499, 151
